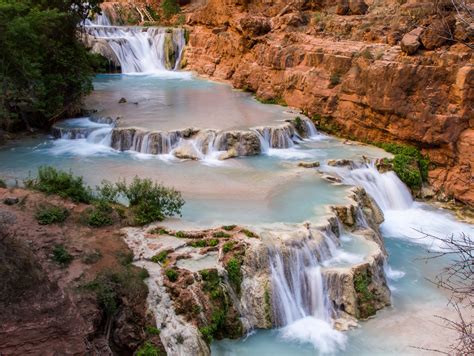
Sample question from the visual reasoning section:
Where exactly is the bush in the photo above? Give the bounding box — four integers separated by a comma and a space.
240, 229, 257, 238
52, 244, 73, 266
161, 0, 180, 19
378, 143, 429, 189
208, 239, 219, 247
190, 239, 207, 248
146, 326, 161, 335
136, 342, 161, 356
116, 177, 184, 226
213, 231, 230, 238
151, 251, 168, 264
226, 258, 242, 294
222, 225, 236, 231
165, 268, 178, 282
329, 72, 341, 86
26, 166, 93, 203
83, 200, 114, 227
0, 178, 6, 188
223, 241, 234, 253
35, 204, 69, 225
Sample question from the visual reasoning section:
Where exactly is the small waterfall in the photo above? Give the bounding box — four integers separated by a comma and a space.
83, 14, 186, 73
111, 129, 182, 154
334, 162, 413, 211
268, 237, 347, 353
254, 124, 296, 152
302, 118, 319, 139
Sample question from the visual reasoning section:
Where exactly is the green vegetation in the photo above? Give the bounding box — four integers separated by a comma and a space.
240, 229, 257, 238
25, 166, 93, 203
52, 244, 73, 266
0, 178, 6, 188
199, 309, 226, 344
0, 0, 103, 132
161, 0, 180, 19
116, 176, 184, 226
149, 228, 169, 235
83, 200, 114, 227
175, 231, 188, 238
354, 270, 376, 319
35, 204, 69, 225
208, 239, 219, 247
151, 251, 168, 264
377, 143, 429, 189
26, 167, 185, 226
146, 326, 161, 335
223, 241, 234, 253
226, 257, 242, 294
189, 239, 207, 248
256, 96, 287, 106
165, 268, 179, 282
84, 264, 149, 316
136, 342, 161, 356
359, 48, 374, 60
213, 231, 230, 238
329, 71, 342, 87
222, 225, 236, 231
82, 250, 102, 264
293, 116, 304, 134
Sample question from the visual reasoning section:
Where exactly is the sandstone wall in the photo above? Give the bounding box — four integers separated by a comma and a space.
180, 0, 473, 206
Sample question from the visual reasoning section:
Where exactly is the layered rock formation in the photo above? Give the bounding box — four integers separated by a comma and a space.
175, 0, 473, 206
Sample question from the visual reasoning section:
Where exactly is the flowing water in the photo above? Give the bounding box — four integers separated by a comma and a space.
2, 19, 473, 355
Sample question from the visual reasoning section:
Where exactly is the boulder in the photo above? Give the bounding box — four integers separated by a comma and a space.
349, 0, 369, 15
3, 198, 19, 206
400, 27, 424, 55
298, 161, 320, 168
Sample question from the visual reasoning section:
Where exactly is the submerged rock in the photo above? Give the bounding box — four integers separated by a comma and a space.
298, 161, 320, 168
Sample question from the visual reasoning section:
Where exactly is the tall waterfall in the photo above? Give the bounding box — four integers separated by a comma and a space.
83, 14, 186, 73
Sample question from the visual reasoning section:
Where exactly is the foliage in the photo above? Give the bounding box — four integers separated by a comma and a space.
0, 0, 103, 131
161, 0, 180, 19
52, 244, 73, 266
354, 270, 376, 318
151, 251, 168, 264
25, 166, 93, 203
116, 176, 184, 226
378, 143, 429, 189
146, 326, 161, 335
83, 199, 114, 227
256, 96, 287, 106
0, 178, 6, 188
189, 239, 207, 248
35, 204, 69, 225
82, 250, 102, 264
213, 231, 230, 238
329, 71, 342, 86
136, 342, 161, 356
165, 268, 178, 282
240, 229, 257, 238
208, 239, 219, 247
222, 225, 236, 231
84, 264, 149, 316
223, 241, 234, 253
293, 116, 304, 133
226, 257, 242, 294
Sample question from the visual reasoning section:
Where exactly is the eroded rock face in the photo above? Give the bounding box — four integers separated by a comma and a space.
181, 0, 473, 206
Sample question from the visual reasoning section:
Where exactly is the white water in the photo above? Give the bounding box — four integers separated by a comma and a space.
83, 14, 185, 73
269, 229, 352, 353
328, 162, 474, 251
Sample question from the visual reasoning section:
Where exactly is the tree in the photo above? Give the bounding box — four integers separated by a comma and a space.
419, 232, 473, 354
0, 0, 103, 131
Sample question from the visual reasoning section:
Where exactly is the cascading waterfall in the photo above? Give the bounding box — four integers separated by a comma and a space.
268, 236, 347, 353
83, 14, 186, 73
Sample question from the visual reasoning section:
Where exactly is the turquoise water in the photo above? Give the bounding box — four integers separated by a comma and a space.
0, 74, 470, 355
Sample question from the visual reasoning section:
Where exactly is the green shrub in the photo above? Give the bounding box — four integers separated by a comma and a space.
240, 229, 257, 238
293, 116, 304, 133
378, 143, 430, 189
146, 326, 161, 335
223, 241, 234, 253
52, 244, 73, 266
222, 225, 236, 231
329, 72, 341, 86
116, 177, 184, 226
0, 178, 6, 188
83, 200, 114, 227
165, 268, 179, 282
256, 96, 287, 106
150, 228, 169, 235
208, 239, 219, 247
35, 204, 69, 225
136, 341, 161, 356
190, 239, 207, 248
151, 251, 168, 264
226, 258, 242, 294
213, 231, 230, 238
161, 0, 180, 18
25, 166, 93, 203
175, 231, 187, 238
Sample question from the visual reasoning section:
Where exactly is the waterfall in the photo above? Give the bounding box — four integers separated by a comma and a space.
253, 124, 296, 152
269, 237, 347, 353
83, 14, 186, 73
332, 162, 413, 211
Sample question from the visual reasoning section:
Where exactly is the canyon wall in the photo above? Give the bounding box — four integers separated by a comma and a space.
177, 0, 473, 206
